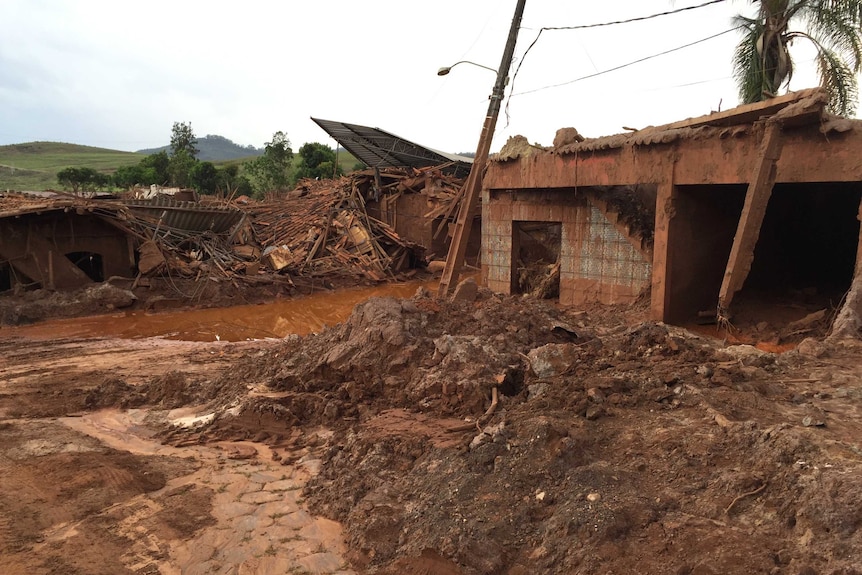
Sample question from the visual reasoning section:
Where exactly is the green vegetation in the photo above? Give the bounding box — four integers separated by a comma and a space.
733, 0, 862, 116
244, 131, 294, 194
294, 142, 343, 182
0, 132, 363, 194
0, 142, 142, 191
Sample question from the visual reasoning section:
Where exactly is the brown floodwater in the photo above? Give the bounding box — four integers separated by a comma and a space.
4, 280, 437, 342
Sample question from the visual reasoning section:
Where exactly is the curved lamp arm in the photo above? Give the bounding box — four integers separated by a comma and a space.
437, 60, 497, 76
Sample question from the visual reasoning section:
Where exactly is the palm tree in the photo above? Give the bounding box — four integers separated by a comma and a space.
732, 0, 862, 116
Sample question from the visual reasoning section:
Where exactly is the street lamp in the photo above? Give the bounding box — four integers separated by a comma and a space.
437, 61, 498, 77
437, 0, 527, 298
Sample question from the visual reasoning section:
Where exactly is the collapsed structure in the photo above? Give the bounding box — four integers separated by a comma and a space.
0, 167, 461, 295
482, 88, 862, 333
4, 91, 861, 338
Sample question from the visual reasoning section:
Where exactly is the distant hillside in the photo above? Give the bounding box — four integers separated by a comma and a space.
137, 134, 263, 162
0, 141, 142, 191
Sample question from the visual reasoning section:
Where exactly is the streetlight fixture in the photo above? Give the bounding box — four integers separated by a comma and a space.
437, 0, 527, 298
437, 61, 498, 77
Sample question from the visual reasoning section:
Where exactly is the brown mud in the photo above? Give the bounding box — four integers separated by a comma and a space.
2, 285, 862, 574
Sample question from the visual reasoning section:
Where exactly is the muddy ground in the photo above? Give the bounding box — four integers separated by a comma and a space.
2, 286, 862, 574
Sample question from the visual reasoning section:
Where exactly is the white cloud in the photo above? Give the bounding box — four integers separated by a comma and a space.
0, 1, 847, 154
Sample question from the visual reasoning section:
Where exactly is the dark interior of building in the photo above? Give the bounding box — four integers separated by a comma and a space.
667, 183, 861, 326
512, 221, 562, 299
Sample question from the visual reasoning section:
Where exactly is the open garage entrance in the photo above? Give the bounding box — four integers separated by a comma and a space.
667, 183, 862, 329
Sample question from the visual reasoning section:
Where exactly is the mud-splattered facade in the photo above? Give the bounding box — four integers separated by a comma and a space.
482, 89, 862, 324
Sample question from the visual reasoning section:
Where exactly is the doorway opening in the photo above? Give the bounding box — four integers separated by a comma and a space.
512, 221, 562, 300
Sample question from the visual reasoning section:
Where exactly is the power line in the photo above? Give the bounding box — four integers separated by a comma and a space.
512, 27, 742, 97
534, 0, 727, 32
505, 0, 731, 123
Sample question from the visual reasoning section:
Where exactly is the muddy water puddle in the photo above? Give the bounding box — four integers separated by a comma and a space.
7, 280, 436, 342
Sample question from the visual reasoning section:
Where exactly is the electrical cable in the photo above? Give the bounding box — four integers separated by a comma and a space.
513, 27, 742, 97
504, 0, 732, 124
532, 0, 727, 32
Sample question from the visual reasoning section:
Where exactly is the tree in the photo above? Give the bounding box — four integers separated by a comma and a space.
140, 151, 170, 185
293, 142, 341, 183
170, 121, 199, 158
244, 131, 294, 196
112, 152, 169, 189
732, 0, 862, 116
169, 121, 199, 187
190, 161, 219, 194
219, 164, 254, 197
57, 167, 102, 194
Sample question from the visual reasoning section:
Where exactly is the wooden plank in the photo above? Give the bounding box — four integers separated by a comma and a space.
658, 88, 824, 132
717, 120, 785, 316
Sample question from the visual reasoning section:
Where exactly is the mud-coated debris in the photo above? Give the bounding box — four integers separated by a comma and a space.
721, 344, 774, 367
527, 343, 579, 378
553, 127, 585, 147
587, 387, 605, 403
426, 260, 446, 274
585, 404, 605, 421
85, 283, 137, 309
696, 365, 714, 377
470, 421, 507, 451
323, 400, 339, 421
796, 337, 827, 358
450, 277, 478, 303
526, 382, 547, 400
224, 444, 258, 460
801, 416, 825, 428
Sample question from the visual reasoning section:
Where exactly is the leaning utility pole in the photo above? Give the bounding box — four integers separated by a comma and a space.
437, 0, 527, 297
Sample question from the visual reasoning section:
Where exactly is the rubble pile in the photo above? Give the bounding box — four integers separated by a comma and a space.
249, 177, 425, 282
159, 288, 862, 575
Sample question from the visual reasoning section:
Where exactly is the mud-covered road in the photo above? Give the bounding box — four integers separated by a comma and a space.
3, 286, 862, 574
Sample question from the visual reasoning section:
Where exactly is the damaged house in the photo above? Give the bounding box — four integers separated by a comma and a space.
0, 196, 136, 291
481, 88, 862, 332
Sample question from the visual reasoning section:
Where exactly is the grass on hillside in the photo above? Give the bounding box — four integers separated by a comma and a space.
0, 141, 363, 192
0, 141, 143, 191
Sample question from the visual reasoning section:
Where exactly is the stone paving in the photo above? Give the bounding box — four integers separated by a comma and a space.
171, 447, 354, 575
61, 410, 355, 575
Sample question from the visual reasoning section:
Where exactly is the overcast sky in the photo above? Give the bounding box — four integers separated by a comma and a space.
0, 0, 834, 154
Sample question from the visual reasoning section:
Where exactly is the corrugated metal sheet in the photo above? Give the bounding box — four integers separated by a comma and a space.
124, 198, 244, 234
312, 118, 473, 178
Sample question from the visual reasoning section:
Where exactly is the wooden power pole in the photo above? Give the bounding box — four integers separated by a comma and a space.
437, 0, 527, 297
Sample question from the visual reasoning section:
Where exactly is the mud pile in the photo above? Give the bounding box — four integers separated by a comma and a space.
142, 286, 862, 575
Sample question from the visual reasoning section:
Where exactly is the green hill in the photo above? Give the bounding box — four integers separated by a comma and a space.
0, 142, 143, 191
137, 135, 263, 162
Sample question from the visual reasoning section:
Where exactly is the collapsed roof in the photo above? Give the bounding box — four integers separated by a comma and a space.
311, 118, 473, 178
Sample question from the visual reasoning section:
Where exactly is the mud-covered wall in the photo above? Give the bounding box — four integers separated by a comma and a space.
367, 194, 481, 264
0, 213, 134, 289
483, 188, 651, 305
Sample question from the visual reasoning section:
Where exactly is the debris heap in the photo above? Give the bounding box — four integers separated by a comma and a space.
249, 177, 425, 281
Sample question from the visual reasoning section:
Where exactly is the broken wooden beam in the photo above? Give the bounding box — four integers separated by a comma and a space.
717, 120, 785, 318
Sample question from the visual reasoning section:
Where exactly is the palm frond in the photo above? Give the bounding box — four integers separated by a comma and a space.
798, 0, 862, 71
815, 43, 860, 115
733, 17, 771, 103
